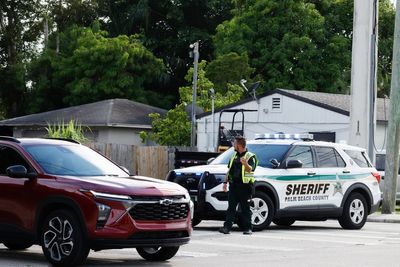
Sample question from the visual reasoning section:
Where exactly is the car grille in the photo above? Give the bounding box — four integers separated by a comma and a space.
129, 196, 189, 221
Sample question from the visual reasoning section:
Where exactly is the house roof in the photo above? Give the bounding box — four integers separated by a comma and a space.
197, 89, 390, 122
0, 99, 167, 128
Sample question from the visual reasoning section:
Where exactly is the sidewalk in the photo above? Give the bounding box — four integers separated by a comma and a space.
367, 213, 400, 223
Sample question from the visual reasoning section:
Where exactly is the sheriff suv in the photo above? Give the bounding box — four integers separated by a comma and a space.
167, 133, 381, 231
0, 137, 192, 266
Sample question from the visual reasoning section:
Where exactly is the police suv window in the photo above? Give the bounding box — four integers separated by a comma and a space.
344, 150, 371, 168
315, 147, 346, 168
286, 146, 314, 168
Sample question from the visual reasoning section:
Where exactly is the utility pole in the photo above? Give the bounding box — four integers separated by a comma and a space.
190, 41, 199, 148
349, 0, 378, 162
210, 88, 215, 151
382, 0, 400, 214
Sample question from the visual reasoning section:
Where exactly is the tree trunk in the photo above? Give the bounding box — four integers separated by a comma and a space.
382, 0, 400, 214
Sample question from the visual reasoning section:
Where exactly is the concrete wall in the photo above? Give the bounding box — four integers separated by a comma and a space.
12, 126, 155, 146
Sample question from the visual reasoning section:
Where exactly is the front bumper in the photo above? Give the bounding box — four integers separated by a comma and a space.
91, 230, 190, 251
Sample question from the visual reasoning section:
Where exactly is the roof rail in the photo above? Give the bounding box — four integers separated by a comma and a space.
0, 136, 20, 143
255, 133, 314, 141
45, 138, 80, 144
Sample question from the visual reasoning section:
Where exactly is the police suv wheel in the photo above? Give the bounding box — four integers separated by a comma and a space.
41, 210, 89, 267
273, 218, 296, 227
250, 191, 274, 231
136, 246, 180, 261
338, 193, 368, 230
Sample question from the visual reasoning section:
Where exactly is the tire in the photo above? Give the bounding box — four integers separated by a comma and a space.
249, 191, 274, 231
273, 218, 296, 227
3, 241, 33, 250
136, 246, 180, 261
338, 193, 368, 230
41, 210, 90, 267
192, 216, 202, 227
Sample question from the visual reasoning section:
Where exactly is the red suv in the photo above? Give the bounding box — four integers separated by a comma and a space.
0, 137, 192, 266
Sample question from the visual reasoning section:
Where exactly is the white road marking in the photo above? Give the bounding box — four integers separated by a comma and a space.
252, 234, 379, 245
190, 240, 302, 252
268, 230, 400, 241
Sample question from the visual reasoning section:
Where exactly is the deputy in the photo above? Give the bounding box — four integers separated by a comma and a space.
219, 136, 258, 235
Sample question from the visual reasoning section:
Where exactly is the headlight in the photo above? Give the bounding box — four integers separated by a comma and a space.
87, 190, 132, 201
96, 202, 111, 228
189, 200, 194, 220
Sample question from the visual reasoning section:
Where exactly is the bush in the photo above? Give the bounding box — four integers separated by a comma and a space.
46, 120, 89, 143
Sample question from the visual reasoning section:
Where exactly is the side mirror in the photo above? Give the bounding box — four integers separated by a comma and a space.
270, 159, 280, 168
286, 160, 303, 169
207, 157, 215, 165
6, 165, 37, 179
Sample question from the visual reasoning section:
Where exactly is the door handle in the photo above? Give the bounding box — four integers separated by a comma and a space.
342, 170, 350, 174
307, 172, 316, 176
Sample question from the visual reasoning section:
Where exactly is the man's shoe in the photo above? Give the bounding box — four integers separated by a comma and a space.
243, 230, 252, 235
219, 227, 230, 234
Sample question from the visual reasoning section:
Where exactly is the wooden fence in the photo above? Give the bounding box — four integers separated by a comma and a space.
88, 143, 187, 180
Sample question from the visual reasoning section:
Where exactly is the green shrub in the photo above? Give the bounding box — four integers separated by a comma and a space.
45, 120, 89, 143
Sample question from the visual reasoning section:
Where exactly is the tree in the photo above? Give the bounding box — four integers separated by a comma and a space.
0, 0, 42, 117
142, 59, 244, 146
206, 52, 255, 93
213, 0, 350, 93
314, 0, 395, 96
27, 24, 167, 112
140, 104, 191, 146
97, 0, 235, 100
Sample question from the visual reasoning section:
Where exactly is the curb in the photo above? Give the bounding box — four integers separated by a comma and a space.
367, 216, 400, 224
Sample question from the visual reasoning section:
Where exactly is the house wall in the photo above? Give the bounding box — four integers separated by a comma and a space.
197, 93, 350, 152
11, 126, 155, 146
97, 128, 153, 146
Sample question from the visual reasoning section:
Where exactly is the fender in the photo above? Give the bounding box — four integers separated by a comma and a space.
34, 196, 88, 240
340, 183, 373, 209
254, 180, 280, 213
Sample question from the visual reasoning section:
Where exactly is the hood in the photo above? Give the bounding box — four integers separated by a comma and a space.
57, 175, 188, 196
175, 164, 228, 174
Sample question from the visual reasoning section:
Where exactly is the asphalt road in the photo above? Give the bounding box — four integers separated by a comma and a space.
0, 220, 399, 267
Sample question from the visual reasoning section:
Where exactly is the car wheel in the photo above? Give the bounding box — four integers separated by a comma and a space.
41, 210, 90, 267
250, 191, 274, 231
3, 241, 33, 250
338, 193, 368, 230
136, 246, 180, 261
273, 218, 296, 227
192, 216, 202, 227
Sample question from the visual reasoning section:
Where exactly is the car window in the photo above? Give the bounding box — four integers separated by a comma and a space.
344, 150, 371, 168
286, 146, 314, 168
23, 144, 128, 177
0, 145, 34, 175
210, 144, 291, 168
375, 154, 400, 174
315, 146, 346, 168
375, 154, 385, 171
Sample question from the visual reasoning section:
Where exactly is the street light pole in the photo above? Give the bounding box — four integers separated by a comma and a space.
190, 41, 199, 148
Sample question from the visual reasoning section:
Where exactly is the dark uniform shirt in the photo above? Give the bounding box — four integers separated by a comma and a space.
228, 150, 256, 185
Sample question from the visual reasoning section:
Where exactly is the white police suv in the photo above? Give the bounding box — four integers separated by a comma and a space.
167, 134, 382, 230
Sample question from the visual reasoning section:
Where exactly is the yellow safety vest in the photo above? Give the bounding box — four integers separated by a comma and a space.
228, 151, 258, 184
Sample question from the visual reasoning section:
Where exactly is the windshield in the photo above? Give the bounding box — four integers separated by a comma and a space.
23, 144, 128, 177
210, 144, 291, 168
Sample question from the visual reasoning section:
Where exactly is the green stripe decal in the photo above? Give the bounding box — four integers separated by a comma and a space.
256, 173, 371, 181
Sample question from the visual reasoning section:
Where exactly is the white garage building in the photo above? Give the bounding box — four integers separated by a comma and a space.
196, 89, 389, 153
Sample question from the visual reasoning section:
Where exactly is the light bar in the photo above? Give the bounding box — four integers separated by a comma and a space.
255, 133, 314, 140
